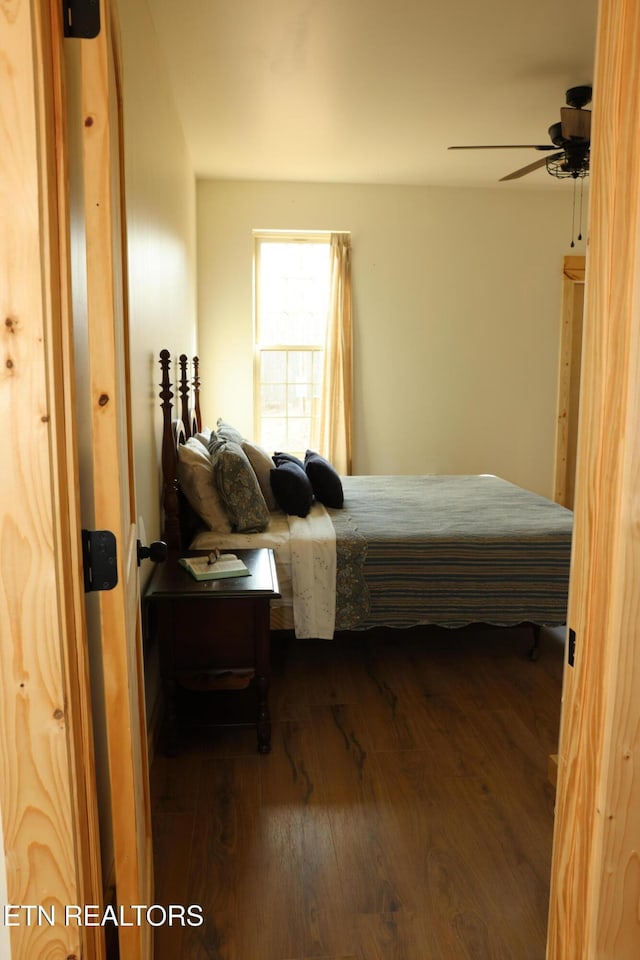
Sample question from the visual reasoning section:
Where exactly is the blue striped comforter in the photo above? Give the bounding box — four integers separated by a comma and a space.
327, 474, 573, 629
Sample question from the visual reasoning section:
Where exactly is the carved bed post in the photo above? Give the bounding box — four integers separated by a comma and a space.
179, 353, 191, 439
159, 350, 182, 553
192, 355, 202, 433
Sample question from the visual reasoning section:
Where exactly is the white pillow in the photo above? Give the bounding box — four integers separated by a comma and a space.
177, 437, 232, 533
193, 426, 212, 449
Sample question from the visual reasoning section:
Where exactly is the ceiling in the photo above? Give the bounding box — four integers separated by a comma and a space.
147, 0, 598, 188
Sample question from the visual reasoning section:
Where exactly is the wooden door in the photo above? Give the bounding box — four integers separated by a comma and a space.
78, 1, 154, 956
547, 0, 640, 956
0, 1, 106, 958
1, 1, 152, 958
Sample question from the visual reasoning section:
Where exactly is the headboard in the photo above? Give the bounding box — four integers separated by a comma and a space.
158, 349, 203, 553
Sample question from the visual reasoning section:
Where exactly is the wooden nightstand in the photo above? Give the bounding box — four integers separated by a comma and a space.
145, 548, 280, 755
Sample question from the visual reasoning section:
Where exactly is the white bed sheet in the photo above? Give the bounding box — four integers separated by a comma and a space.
190, 503, 336, 637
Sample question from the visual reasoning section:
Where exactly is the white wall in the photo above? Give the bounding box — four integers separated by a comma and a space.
121, 0, 198, 559
197, 179, 586, 497
118, 0, 198, 784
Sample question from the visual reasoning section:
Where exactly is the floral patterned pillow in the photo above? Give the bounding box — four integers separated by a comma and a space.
216, 418, 244, 444
209, 437, 269, 532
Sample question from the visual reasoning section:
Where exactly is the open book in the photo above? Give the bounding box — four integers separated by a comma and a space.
179, 553, 250, 582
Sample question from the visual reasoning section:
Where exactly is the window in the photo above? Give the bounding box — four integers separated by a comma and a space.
254, 233, 331, 458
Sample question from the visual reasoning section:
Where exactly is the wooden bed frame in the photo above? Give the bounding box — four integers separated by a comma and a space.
158, 349, 554, 658
159, 349, 203, 553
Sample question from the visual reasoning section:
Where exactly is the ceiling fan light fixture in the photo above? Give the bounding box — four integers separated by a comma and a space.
545, 151, 589, 179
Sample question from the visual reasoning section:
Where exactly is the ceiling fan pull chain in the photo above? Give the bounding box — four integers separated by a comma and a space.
571, 178, 577, 248
578, 178, 584, 241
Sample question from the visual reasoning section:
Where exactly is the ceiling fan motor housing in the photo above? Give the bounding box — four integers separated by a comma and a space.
565, 85, 592, 110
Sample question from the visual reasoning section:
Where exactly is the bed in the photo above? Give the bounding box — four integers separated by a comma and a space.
158, 350, 573, 651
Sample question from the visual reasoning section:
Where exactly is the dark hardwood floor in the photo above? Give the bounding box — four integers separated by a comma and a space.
151, 624, 564, 959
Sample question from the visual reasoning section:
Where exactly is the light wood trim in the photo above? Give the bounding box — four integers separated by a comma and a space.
81, 0, 152, 955
547, 1, 640, 956
562, 254, 587, 281
45, 1, 106, 954
109, 0, 138, 521
553, 256, 585, 508
0, 1, 103, 957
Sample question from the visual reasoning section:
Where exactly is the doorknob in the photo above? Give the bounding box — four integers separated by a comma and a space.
137, 540, 168, 566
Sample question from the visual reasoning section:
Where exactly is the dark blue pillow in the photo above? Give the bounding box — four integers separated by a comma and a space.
270, 461, 313, 517
272, 451, 305, 469
304, 450, 344, 508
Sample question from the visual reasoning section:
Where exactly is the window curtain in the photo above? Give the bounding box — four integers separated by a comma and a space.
318, 233, 353, 475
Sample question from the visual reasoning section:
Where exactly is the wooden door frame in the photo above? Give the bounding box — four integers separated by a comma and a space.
0, 1, 104, 957
553, 255, 586, 508
80, 0, 154, 955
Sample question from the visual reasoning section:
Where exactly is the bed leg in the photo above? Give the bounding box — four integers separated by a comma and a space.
528, 624, 541, 661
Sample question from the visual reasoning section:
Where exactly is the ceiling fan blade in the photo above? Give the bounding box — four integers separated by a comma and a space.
449, 144, 558, 151
561, 107, 591, 141
499, 152, 564, 182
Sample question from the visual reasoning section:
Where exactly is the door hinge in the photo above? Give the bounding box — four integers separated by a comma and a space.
568, 627, 576, 667
82, 529, 118, 593
63, 0, 101, 39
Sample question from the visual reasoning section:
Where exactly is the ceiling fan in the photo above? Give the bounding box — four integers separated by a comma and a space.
449, 85, 592, 182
